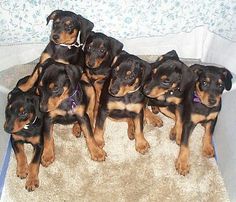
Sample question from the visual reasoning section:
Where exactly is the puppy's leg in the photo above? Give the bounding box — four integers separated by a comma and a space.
11, 137, 28, 179
202, 120, 216, 157
25, 143, 43, 192
127, 119, 135, 140
41, 116, 55, 167
175, 122, 195, 175
94, 107, 107, 148
133, 110, 150, 154
144, 107, 163, 127
72, 122, 81, 138
78, 113, 106, 161
169, 106, 183, 145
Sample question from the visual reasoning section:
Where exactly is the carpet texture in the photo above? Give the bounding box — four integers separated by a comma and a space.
1, 57, 229, 202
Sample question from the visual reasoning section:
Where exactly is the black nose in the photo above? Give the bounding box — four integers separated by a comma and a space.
52, 34, 59, 40
4, 123, 12, 133
208, 97, 216, 105
109, 86, 119, 95
143, 86, 151, 95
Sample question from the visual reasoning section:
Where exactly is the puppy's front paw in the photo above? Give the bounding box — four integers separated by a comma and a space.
17, 164, 28, 179
135, 139, 150, 154
175, 158, 190, 176
41, 149, 55, 167
90, 146, 106, 161
25, 177, 39, 192
72, 123, 81, 138
202, 143, 215, 158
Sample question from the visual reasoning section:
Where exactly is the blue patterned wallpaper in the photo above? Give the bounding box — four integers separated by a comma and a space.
0, 0, 235, 45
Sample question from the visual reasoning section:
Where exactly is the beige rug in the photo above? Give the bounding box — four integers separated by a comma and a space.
1, 58, 229, 202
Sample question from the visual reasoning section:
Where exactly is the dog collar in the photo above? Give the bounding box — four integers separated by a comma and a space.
59, 42, 83, 49
128, 85, 141, 94
193, 91, 201, 103
23, 116, 38, 130
59, 31, 83, 49
67, 83, 81, 112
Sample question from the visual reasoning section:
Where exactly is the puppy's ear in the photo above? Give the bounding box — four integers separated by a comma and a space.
77, 15, 94, 44
221, 68, 232, 91
175, 63, 194, 91
109, 37, 123, 57
64, 65, 83, 89
189, 64, 204, 81
46, 10, 63, 25
156, 50, 179, 62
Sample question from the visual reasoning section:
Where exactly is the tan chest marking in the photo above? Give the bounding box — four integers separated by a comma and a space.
107, 101, 143, 113
12, 134, 40, 145
49, 109, 67, 118
191, 112, 218, 124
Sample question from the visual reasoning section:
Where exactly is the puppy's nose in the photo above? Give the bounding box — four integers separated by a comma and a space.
208, 97, 216, 105
4, 122, 12, 133
143, 86, 151, 95
52, 34, 59, 41
110, 87, 119, 95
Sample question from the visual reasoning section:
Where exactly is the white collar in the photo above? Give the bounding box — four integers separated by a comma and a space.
58, 31, 84, 49
23, 116, 38, 130
128, 85, 141, 94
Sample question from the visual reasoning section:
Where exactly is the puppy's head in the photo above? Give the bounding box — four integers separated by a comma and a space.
37, 59, 83, 112
84, 32, 123, 69
190, 64, 232, 107
47, 10, 94, 45
4, 88, 39, 134
109, 52, 150, 97
143, 59, 192, 98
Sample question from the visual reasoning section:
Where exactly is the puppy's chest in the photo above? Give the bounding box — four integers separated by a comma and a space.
107, 93, 145, 114
157, 89, 182, 105
12, 133, 41, 145
190, 105, 219, 124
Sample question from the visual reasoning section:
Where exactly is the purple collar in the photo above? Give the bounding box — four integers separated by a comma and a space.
193, 91, 201, 103
67, 84, 81, 112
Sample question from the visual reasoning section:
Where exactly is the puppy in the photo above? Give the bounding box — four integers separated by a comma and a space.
84, 32, 123, 123
175, 64, 232, 175
37, 59, 106, 167
94, 51, 154, 154
19, 9, 94, 92
4, 77, 44, 191
143, 50, 194, 144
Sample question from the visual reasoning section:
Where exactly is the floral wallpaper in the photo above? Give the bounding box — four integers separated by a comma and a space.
0, 0, 235, 45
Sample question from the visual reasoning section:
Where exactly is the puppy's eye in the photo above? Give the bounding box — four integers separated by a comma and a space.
100, 49, 105, 54
202, 81, 208, 86
52, 86, 60, 93
87, 46, 92, 51
162, 79, 171, 86
218, 83, 223, 88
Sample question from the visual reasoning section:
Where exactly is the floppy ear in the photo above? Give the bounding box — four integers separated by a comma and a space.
64, 65, 83, 89
77, 15, 94, 44
175, 63, 194, 91
189, 64, 205, 81
156, 50, 179, 62
109, 37, 123, 57
46, 10, 63, 25
221, 68, 232, 91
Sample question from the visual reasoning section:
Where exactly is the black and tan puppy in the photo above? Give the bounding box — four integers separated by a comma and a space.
84, 31, 123, 123
143, 50, 194, 145
4, 77, 44, 191
19, 9, 94, 92
94, 51, 155, 154
175, 64, 232, 175
37, 59, 106, 166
